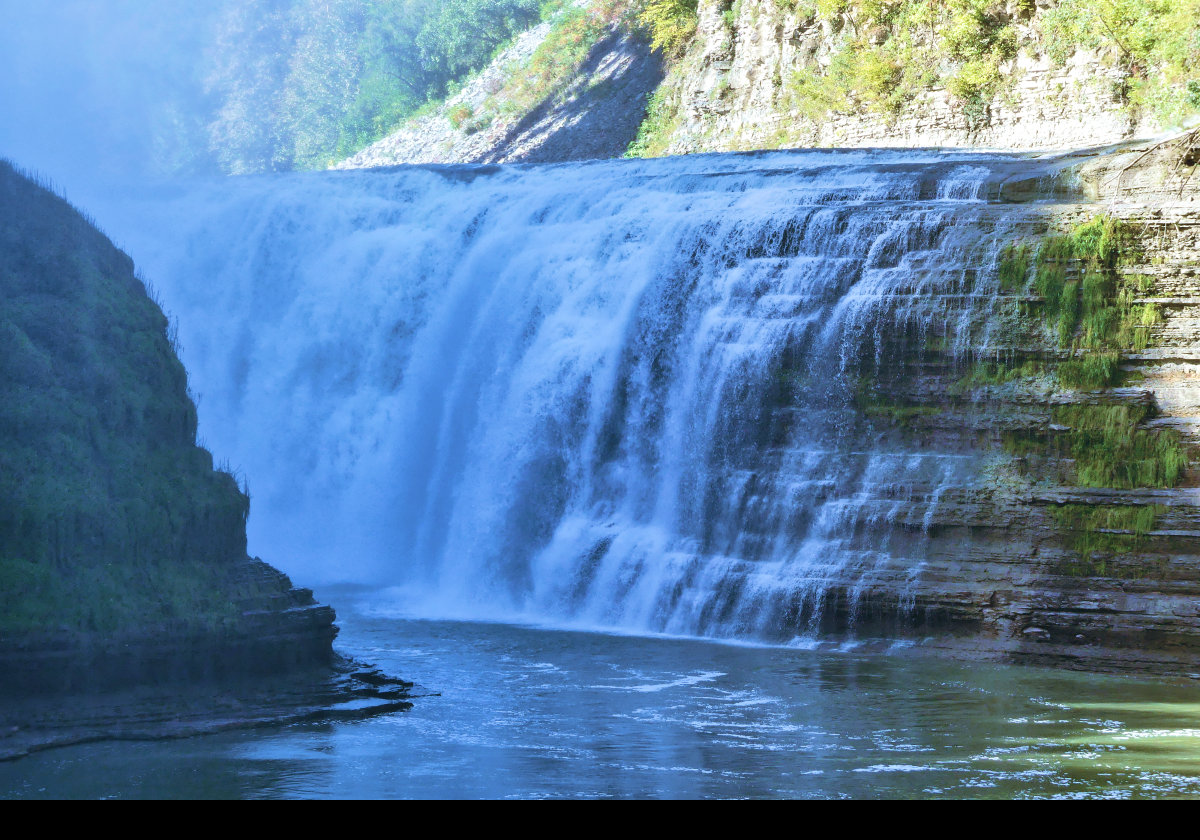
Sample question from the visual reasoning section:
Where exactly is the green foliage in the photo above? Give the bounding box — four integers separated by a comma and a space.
1056, 351, 1121, 390
202, 0, 550, 172
998, 244, 1031, 292
1051, 404, 1187, 489
1016, 216, 1154, 392
786, 0, 1017, 124
498, 0, 634, 115
638, 0, 699, 57
1048, 503, 1164, 573
1038, 0, 1200, 126
853, 378, 940, 427
780, 0, 1199, 130
447, 103, 475, 128
989, 213, 1189, 566
1057, 279, 1080, 346
790, 42, 913, 118
723, 2, 739, 30
0, 556, 239, 634
950, 359, 1043, 393
0, 162, 254, 634
625, 87, 683, 157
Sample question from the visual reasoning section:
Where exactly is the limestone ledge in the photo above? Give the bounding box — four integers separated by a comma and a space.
768, 140, 1200, 675
0, 559, 338, 696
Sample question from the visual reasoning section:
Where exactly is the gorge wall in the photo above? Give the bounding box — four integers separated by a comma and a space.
810, 137, 1200, 674
649, 0, 1159, 155
0, 161, 337, 694
337, 1, 664, 170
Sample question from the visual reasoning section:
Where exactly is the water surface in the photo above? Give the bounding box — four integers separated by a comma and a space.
4, 588, 1200, 799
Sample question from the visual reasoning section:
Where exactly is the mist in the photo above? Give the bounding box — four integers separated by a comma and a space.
0, 1, 228, 193
0, 0, 548, 200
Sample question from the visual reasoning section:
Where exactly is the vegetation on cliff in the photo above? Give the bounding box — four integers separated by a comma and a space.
207, 0, 557, 172
996, 214, 1188, 570
628, 0, 1200, 157
795, 0, 1200, 126
0, 160, 262, 635
439, 0, 642, 141
638, 0, 699, 56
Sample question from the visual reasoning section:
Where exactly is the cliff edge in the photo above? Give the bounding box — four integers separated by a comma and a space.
0, 160, 337, 694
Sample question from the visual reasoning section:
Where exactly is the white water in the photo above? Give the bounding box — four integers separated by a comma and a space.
91, 150, 1041, 642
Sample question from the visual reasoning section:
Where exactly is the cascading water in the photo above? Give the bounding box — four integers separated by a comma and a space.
94, 150, 1044, 643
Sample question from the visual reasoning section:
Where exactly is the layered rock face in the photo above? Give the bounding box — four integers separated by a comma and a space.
813, 138, 1200, 674
0, 160, 336, 694
657, 0, 1159, 154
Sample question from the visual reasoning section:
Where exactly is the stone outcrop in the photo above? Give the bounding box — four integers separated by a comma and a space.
336, 0, 1192, 168
654, 0, 1166, 154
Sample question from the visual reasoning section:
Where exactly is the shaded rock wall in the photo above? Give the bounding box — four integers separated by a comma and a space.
337, 14, 663, 169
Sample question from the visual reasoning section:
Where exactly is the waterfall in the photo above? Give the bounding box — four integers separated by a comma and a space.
94, 150, 1043, 642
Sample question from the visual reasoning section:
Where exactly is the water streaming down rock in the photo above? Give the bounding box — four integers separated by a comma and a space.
97, 150, 1047, 643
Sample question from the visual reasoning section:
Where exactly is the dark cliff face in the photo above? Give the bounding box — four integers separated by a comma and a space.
0, 160, 335, 691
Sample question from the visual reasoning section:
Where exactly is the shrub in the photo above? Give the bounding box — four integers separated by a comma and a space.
638, 0, 699, 57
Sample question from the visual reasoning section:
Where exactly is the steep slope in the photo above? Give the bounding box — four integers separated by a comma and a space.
336, 0, 664, 169
802, 135, 1200, 673
335, 0, 1198, 167
0, 160, 336, 693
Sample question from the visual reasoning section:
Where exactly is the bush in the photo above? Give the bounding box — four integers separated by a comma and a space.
638, 0, 699, 57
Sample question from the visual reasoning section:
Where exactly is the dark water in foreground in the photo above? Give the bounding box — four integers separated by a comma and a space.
5, 589, 1200, 799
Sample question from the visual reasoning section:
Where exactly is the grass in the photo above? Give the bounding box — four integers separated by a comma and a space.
1056, 351, 1121, 390
1010, 216, 1157, 388
1051, 404, 1188, 489
0, 160, 256, 636
626, 87, 684, 158
854, 377, 941, 428
497, 0, 637, 117
986, 213, 1189, 568
949, 359, 1043, 394
624, 1, 1199, 158
998, 244, 1032, 292
1047, 503, 1166, 575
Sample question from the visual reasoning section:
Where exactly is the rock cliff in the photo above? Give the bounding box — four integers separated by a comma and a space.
645, 0, 1170, 155
801, 135, 1200, 674
0, 160, 337, 694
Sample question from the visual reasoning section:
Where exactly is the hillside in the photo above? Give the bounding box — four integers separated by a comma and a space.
0, 161, 336, 693
338, 0, 664, 168
336, 0, 1200, 168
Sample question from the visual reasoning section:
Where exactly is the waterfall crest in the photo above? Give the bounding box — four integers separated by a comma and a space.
99, 150, 1043, 641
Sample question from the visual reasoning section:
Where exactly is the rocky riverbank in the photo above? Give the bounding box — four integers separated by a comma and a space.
0, 661, 415, 763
